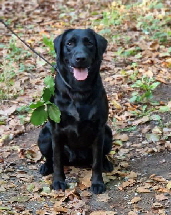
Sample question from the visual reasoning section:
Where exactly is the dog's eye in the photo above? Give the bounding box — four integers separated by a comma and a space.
67, 41, 73, 46
88, 41, 93, 45
83, 37, 93, 47
86, 41, 93, 46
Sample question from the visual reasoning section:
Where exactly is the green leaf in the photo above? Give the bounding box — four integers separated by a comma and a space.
47, 104, 61, 123
114, 140, 123, 146
130, 96, 138, 103
16, 105, 30, 113
159, 106, 170, 112
144, 91, 152, 99
146, 133, 160, 142
44, 76, 55, 89
42, 88, 52, 102
150, 115, 161, 121
118, 126, 137, 132
131, 80, 142, 88
42, 186, 51, 194
150, 82, 160, 90
30, 101, 44, 109
30, 105, 48, 125
142, 105, 147, 112
10, 195, 30, 202
135, 53, 142, 59
152, 3, 163, 9
37, 59, 47, 67
27, 183, 35, 192
0, 206, 11, 211
43, 36, 54, 52
45, 101, 53, 105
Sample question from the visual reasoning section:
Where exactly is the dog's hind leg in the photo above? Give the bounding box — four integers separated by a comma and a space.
38, 123, 53, 176
103, 125, 113, 172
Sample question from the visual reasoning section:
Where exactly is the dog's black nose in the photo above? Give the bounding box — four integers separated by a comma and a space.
76, 57, 86, 63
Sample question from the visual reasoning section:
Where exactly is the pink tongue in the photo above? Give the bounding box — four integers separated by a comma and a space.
73, 68, 88, 81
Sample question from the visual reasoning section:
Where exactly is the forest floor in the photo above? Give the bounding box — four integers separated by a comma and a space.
1, 0, 171, 214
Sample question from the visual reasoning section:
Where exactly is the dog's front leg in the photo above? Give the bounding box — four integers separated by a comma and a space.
91, 129, 105, 194
52, 133, 66, 191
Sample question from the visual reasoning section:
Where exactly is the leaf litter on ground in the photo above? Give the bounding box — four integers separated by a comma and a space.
1, 0, 171, 214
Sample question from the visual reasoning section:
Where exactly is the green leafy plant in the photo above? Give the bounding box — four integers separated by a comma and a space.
136, 2, 171, 43
130, 76, 160, 103
30, 76, 61, 126
7, 36, 32, 60
29, 36, 61, 126
114, 47, 142, 58
0, 35, 34, 99
117, 126, 137, 133
131, 105, 155, 117
101, 10, 123, 26
93, 1, 125, 28
42, 36, 56, 57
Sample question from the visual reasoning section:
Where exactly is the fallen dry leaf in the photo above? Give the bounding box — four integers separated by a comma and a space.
97, 193, 110, 202
119, 161, 129, 168
150, 175, 166, 182
80, 171, 91, 188
1, 1, 171, 214
18, 147, 42, 162
132, 116, 149, 125
128, 212, 138, 215
10, 195, 30, 203
111, 99, 122, 109
127, 171, 138, 179
145, 133, 160, 142
0, 105, 17, 116
131, 196, 141, 204
114, 133, 129, 142
118, 179, 135, 190
80, 190, 92, 198
90, 211, 117, 215
152, 202, 163, 209
136, 187, 151, 193
53, 205, 68, 213
156, 194, 168, 201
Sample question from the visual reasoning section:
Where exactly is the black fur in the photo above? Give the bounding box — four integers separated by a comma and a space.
38, 29, 113, 194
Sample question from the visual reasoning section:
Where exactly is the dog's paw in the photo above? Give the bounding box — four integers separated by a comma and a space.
39, 163, 53, 176
52, 181, 67, 192
90, 182, 106, 194
103, 157, 113, 172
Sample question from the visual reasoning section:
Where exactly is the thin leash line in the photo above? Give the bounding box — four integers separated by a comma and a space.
0, 19, 72, 89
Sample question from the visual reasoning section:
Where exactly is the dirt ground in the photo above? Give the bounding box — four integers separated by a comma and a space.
0, 127, 171, 215
1, 0, 171, 214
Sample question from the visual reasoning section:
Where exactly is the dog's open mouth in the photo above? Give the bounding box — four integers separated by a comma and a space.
71, 67, 88, 81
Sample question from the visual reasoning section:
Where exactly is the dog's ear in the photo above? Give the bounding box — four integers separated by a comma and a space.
53, 29, 74, 61
93, 30, 108, 60
53, 34, 62, 61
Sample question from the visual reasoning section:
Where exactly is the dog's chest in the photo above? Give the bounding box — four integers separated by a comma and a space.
59, 102, 99, 143
60, 99, 97, 122
73, 103, 96, 121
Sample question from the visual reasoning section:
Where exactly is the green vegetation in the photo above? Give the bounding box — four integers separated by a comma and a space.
1, 0, 170, 128
97, 0, 171, 44
29, 36, 60, 126
114, 47, 142, 58
42, 36, 56, 57
30, 76, 61, 126
130, 76, 160, 104
0, 35, 33, 100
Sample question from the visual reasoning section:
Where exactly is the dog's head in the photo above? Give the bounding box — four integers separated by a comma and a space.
54, 29, 107, 81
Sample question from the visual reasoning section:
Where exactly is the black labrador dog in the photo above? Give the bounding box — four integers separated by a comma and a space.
38, 29, 113, 194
